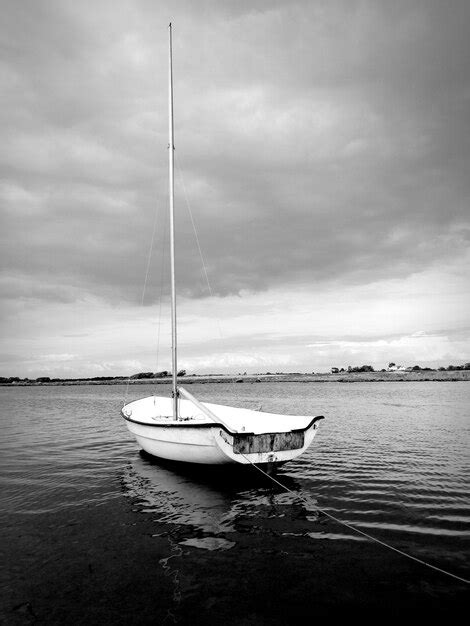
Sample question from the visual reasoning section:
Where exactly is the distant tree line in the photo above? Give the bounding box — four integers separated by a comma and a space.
0, 375, 127, 384
129, 370, 186, 379
1, 363, 470, 384
0, 370, 187, 384
329, 362, 470, 374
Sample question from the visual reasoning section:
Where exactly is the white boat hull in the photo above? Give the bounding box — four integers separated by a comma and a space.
122, 395, 323, 466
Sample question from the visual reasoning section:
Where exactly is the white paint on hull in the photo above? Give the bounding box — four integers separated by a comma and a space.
122, 395, 323, 466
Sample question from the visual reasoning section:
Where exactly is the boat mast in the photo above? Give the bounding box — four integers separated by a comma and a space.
168, 23, 178, 420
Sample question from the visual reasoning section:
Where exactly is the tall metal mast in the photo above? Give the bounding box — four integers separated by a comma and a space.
168, 23, 178, 420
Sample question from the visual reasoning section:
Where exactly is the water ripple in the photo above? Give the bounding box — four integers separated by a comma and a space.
1, 382, 469, 575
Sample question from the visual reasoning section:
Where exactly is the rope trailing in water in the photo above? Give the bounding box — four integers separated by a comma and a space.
241, 453, 470, 585
128, 143, 468, 585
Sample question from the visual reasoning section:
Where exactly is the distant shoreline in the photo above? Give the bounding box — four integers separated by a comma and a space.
1, 370, 469, 386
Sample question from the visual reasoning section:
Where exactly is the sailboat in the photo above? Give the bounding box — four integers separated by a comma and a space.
121, 24, 324, 466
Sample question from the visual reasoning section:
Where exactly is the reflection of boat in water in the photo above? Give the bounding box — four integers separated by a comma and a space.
121, 24, 324, 466
121, 451, 320, 543
122, 452, 235, 534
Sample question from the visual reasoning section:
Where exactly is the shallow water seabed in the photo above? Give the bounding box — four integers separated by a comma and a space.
1, 381, 469, 623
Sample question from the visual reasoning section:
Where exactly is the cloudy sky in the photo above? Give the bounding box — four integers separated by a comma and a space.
1, 0, 469, 378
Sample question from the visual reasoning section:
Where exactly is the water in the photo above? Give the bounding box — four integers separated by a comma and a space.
1, 382, 469, 623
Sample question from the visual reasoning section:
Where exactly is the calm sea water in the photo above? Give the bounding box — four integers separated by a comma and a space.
1, 381, 469, 622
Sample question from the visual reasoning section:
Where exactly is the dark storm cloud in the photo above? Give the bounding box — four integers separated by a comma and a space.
1, 0, 469, 305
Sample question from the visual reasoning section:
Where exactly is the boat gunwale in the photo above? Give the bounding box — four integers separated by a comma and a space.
121, 410, 325, 437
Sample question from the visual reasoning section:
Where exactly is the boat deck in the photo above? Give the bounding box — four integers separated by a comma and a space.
122, 395, 319, 435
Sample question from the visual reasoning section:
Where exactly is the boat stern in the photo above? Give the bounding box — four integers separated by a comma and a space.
213, 416, 324, 465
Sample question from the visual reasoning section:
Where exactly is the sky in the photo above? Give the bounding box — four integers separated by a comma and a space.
1, 0, 469, 378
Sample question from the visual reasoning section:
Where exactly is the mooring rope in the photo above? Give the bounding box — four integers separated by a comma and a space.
240, 453, 470, 585
127, 152, 468, 585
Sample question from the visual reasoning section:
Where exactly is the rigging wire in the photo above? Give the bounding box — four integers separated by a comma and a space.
240, 453, 470, 586
153, 200, 169, 400
175, 154, 249, 397
175, 152, 216, 304
123, 199, 161, 407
